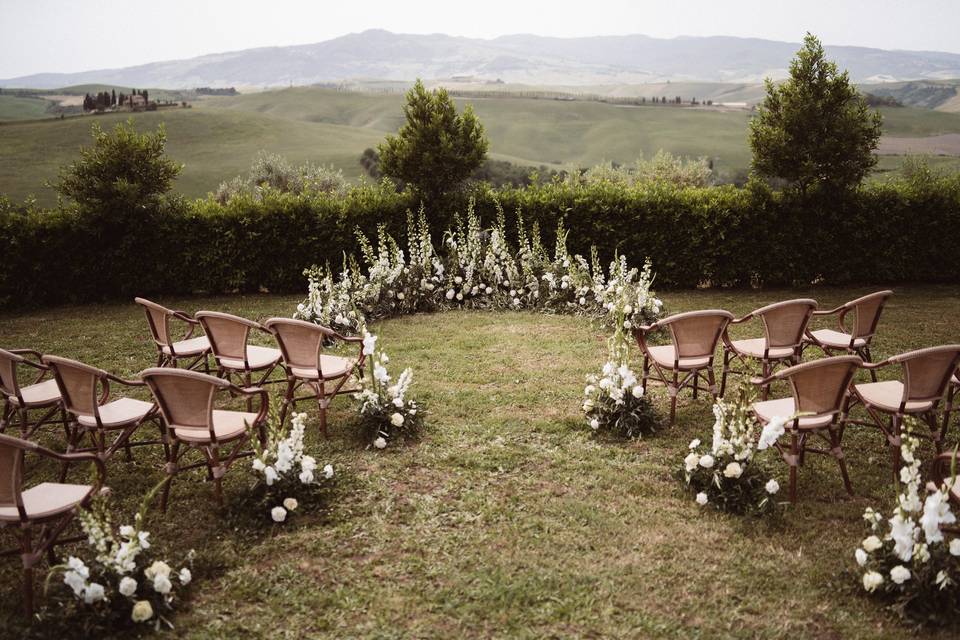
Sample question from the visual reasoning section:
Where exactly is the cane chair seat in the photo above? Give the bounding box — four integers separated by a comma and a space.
646, 345, 711, 370
289, 355, 355, 381
855, 380, 936, 413
809, 329, 867, 349
171, 410, 260, 443
216, 345, 282, 371
7, 379, 61, 408
161, 336, 211, 357
727, 338, 796, 360
752, 397, 834, 429
76, 397, 156, 428
0, 482, 92, 522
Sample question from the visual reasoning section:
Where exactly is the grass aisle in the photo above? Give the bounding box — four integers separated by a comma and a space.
1, 286, 959, 638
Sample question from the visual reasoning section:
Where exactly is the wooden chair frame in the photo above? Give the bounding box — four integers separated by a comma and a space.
0, 348, 70, 440
634, 310, 733, 424
0, 433, 106, 617
135, 297, 211, 371
803, 290, 893, 381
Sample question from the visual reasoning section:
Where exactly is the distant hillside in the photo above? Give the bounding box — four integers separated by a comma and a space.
4, 30, 960, 89
859, 79, 960, 111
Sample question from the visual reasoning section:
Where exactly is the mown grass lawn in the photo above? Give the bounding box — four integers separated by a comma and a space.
2, 285, 960, 638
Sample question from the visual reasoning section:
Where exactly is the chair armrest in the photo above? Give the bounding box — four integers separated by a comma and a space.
10, 348, 44, 359
750, 374, 777, 387
861, 358, 894, 371
233, 386, 269, 423
635, 321, 660, 334
813, 305, 844, 316
103, 372, 145, 387
336, 333, 363, 343
35, 448, 107, 490
171, 310, 200, 325
730, 313, 754, 325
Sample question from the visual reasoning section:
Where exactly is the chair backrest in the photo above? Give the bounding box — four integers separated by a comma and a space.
141, 368, 228, 432
263, 318, 336, 372
892, 345, 960, 405
755, 299, 818, 349
135, 297, 173, 348
777, 355, 861, 417
196, 311, 259, 362
42, 355, 104, 418
843, 290, 893, 340
663, 310, 734, 359
0, 433, 31, 514
0, 348, 24, 400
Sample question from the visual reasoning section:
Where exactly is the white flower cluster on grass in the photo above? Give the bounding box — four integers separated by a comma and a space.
357, 330, 421, 449
855, 418, 960, 608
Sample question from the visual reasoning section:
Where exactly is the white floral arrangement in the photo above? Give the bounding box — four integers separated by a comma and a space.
294, 200, 663, 333
854, 418, 960, 623
47, 489, 193, 630
356, 330, 423, 448
245, 410, 334, 525
679, 384, 783, 516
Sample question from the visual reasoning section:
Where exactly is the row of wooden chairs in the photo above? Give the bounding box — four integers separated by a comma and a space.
633, 290, 960, 501
0, 299, 366, 616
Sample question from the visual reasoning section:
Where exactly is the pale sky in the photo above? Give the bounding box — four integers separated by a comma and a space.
1, 0, 958, 78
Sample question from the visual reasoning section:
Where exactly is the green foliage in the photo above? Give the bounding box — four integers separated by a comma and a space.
53, 119, 182, 214
378, 79, 489, 203
214, 151, 348, 204
749, 33, 883, 194
570, 151, 714, 188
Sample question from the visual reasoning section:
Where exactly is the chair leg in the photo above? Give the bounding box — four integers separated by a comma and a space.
160, 441, 180, 513
830, 426, 853, 495
209, 446, 224, 505
669, 370, 678, 425
0, 400, 10, 433
641, 356, 649, 390
719, 350, 730, 398
278, 378, 295, 427
890, 414, 902, 482
244, 372, 253, 412
944, 384, 957, 442
707, 367, 718, 402
317, 381, 329, 437
692, 370, 699, 400
863, 347, 878, 382
788, 433, 799, 503
760, 361, 771, 401
20, 528, 34, 618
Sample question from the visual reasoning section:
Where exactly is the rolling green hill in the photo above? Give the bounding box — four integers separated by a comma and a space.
2, 87, 960, 205
0, 94, 52, 120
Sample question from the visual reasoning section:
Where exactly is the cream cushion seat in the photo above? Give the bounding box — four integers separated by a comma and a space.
0, 482, 91, 522
855, 380, 935, 413
8, 379, 61, 407
728, 338, 795, 359
646, 345, 711, 370
217, 345, 281, 371
752, 397, 835, 429
809, 329, 866, 349
171, 409, 259, 443
161, 336, 210, 356
77, 397, 155, 428
290, 355, 354, 380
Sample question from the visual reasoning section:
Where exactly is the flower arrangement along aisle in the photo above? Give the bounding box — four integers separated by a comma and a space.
678, 383, 785, 516
232, 406, 335, 528
582, 296, 657, 438
45, 484, 193, 632
356, 329, 424, 449
855, 418, 960, 624
294, 201, 664, 334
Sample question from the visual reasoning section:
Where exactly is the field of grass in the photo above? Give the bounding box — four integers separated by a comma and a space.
0, 94, 51, 121
2, 285, 960, 638
3, 86, 960, 205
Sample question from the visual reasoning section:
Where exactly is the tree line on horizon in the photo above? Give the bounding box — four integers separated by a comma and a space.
82, 88, 149, 111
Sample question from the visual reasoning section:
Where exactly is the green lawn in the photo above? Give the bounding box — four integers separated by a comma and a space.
2, 285, 960, 638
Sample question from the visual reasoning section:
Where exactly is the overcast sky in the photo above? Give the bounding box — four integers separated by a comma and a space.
1, 0, 958, 78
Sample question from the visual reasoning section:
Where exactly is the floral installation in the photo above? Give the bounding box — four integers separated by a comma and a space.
582, 294, 657, 439
678, 383, 784, 516
294, 200, 663, 333
854, 418, 960, 624
237, 405, 335, 527
356, 328, 424, 449
45, 484, 193, 631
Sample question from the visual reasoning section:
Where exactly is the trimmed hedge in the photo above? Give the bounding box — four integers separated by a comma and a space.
2, 173, 959, 307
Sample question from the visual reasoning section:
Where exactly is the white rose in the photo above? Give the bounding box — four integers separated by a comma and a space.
855, 548, 868, 567
695, 492, 708, 506
950, 539, 960, 556
624, 305, 633, 314
392, 397, 404, 408
454, 276, 463, 284
299, 469, 314, 484
271, 506, 287, 523
446, 289, 455, 300
862, 536, 883, 552
589, 419, 600, 430
119, 576, 138, 597
131, 600, 154, 623
153, 574, 172, 595
283, 497, 299, 511
699, 455, 715, 469
579, 297, 586, 305
144, 560, 171, 580
63, 571, 86, 596
373, 436, 387, 449
179, 567, 192, 585
456, 293, 464, 301
688, 439, 701, 450
390, 413, 404, 427
582, 399, 594, 412
485, 287, 493, 294
890, 565, 911, 584
723, 462, 743, 478
684, 452, 700, 472
765, 478, 780, 494
862, 571, 884, 592
323, 464, 334, 479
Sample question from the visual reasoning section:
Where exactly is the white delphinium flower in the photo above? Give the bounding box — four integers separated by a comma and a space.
920, 490, 955, 544
889, 513, 917, 562
758, 415, 788, 450
890, 565, 911, 585
84, 582, 106, 604
695, 492, 708, 506
271, 506, 287, 523
179, 568, 192, 585
64, 570, 87, 596
862, 571, 884, 592
688, 439, 700, 449
765, 479, 780, 494
252, 458, 266, 472
323, 464, 334, 479
589, 419, 600, 430
855, 548, 868, 567
362, 332, 378, 355
264, 466, 279, 486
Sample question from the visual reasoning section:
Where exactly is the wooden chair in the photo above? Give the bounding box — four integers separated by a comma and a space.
41, 356, 160, 479
135, 298, 211, 371
0, 432, 106, 617
720, 299, 817, 400
0, 348, 69, 439
751, 355, 861, 502
141, 368, 268, 511
263, 318, 366, 435
195, 311, 282, 405
634, 310, 733, 424
804, 290, 893, 381
849, 345, 960, 479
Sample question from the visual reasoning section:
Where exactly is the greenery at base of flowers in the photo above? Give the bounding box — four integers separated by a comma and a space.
678, 384, 783, 517
43, 482, 193, 633
356, 330, 425, 449
227, 406, 335, 529
294, 200, 663, 336
854, 418, 960, 626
